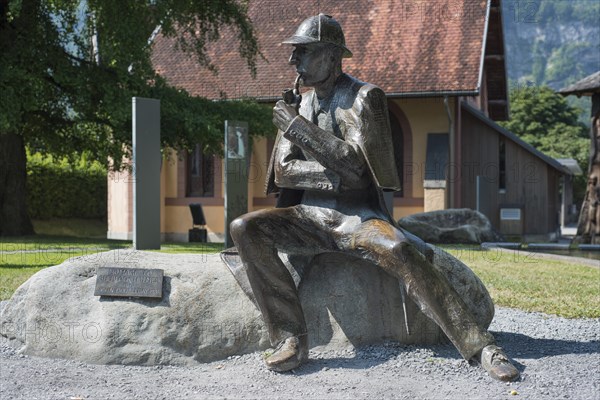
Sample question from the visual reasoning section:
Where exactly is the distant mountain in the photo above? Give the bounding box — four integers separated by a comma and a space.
502, 0, 599, 121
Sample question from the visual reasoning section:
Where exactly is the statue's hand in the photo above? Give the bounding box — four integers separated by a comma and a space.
273, 100, 298, 131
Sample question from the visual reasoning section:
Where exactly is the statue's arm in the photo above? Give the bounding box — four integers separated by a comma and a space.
282, 87, 390, 190
274, 133, 342, 192
282, 117, 368, 189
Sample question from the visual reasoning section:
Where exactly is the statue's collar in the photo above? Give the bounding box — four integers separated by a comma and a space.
311, 73, 348, 114
313, 91, 333, 114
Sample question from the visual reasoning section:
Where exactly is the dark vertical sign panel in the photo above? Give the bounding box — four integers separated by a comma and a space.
224, 120, 249, 249
133, 97, 161, 250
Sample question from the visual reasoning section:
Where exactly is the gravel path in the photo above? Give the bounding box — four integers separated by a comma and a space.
1, 303, 598, 400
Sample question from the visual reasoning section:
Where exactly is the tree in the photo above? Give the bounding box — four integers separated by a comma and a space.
578, 102, 600, 244
0, 0, 272, 236
499, 85, 589, 203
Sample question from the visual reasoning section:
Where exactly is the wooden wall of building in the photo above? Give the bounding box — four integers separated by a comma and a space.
461, 109, 561, 235
460, 110, 499, 226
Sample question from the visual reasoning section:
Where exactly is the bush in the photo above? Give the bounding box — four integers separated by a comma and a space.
27, 151, 107, 219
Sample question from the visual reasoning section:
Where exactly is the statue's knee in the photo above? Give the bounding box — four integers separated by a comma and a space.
230, 217, 249, 240
231, 213, 266, 240
390, 240, 411, 258
389, 238, 435, 264
391, 240, 426, 264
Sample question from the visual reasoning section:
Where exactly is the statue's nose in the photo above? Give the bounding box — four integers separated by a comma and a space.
288, 51, 298, 66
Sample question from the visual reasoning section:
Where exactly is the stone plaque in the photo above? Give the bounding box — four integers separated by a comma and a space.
94, 267, 163, 298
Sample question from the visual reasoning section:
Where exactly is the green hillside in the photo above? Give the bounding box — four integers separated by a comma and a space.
503, 0, 599, 88
502, 0, 599, 123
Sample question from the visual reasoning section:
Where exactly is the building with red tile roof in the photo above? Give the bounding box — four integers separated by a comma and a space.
108, 0, 570, 242
151, 0, 508, 118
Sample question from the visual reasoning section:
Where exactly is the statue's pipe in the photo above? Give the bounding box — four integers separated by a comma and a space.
293, 73, 301, 97
283, 74, 303, 112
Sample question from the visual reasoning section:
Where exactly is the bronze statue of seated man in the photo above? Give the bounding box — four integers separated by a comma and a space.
229, 13, 519, 382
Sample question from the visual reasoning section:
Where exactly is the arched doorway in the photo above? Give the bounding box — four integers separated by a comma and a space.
387, 101, 413, 200
388, 111, 404, 197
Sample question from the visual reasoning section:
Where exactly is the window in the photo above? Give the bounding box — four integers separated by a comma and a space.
187, 144, 215, 197
424, 133, 449, 182
499, 138, 506, 192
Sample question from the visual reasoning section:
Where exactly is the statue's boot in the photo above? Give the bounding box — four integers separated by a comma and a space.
480, 345, 520, 382
264, 335, 308, 372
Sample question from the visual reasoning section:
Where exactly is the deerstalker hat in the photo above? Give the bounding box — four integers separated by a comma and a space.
282, 13, 352, 58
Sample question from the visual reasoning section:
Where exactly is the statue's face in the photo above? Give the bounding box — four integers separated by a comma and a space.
289, 44, 334, 87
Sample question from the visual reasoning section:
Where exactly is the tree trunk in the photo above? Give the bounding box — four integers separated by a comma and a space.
576, 94, 600, 244
0, 132, 34, 236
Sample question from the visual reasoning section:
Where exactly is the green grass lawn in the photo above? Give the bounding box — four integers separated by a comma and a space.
0, 236, 223, 301
0, 235, 130, 251
441, 245, 600, 319
0, 236, 222, 253
0, 248, 97, 300
153, 242, 224, 254
1, 237, 598, 319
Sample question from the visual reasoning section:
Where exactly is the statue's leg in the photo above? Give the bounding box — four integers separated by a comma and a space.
347, 219, 494, 360
230, 207, 332, 346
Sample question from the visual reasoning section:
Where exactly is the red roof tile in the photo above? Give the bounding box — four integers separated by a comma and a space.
151, 0, 490, 100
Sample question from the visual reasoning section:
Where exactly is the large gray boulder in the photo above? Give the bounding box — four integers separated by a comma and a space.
398, 209, 501, 244
0, 247, 493, 365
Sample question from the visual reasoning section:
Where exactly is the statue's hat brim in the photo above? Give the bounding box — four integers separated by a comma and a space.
282, 35, 353, 58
